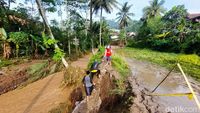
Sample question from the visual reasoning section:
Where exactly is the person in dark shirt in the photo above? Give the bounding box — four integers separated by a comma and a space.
90, 61, 100, 79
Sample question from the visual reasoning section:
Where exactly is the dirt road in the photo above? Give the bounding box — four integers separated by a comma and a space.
127, 58, 200, 113
0, 55, 91, 113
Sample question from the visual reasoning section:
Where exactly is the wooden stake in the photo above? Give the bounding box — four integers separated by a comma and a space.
177, 63, 200, 110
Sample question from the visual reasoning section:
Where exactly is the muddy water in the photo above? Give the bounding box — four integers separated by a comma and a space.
127, 58, 200, 113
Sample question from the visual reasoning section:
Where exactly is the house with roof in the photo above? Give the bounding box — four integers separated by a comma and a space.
187, 13, 200, 23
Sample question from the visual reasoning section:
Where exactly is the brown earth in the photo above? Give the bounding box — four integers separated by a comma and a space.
0, 55, 91, 113
72, 62, 125, 113
0, 60, 46, 95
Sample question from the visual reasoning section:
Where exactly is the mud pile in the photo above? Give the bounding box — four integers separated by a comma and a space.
0, 69, 28, 95
128, 75, 164, 113
0, 60, 61, 95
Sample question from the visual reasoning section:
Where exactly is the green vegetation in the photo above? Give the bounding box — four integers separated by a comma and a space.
87, 47, 105, 68
88, 46, 129, 77
130, 2, 200, 55
116, 2, 134, 29
111, 54, 130, 95
112, 54, 129, 77
92, 0, 118, 46
116, 47, 200, 80
25, 61, 62, 85
25, 61, 49, 84
0, 59, 12, 68
0, 0, 113, 63
28, 62, 48, 75
63, 66, 84, 87
117, 2, 133, 46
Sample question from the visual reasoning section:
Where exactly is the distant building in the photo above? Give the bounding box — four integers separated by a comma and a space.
110, 29, 120, 41
110, 29, 120, 33
187, 13, 200, 23
127, 32, 136, 37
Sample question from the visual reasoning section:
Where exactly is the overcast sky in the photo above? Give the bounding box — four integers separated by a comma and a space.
12, 0, 200, 21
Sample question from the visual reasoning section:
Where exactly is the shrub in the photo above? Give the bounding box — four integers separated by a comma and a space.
111, 54, 130, 95
0, 59, 12, 69
63, 66, 84, 87
112, 55, 129, 77
87, 46, 105, 68
177, 54, 200, 66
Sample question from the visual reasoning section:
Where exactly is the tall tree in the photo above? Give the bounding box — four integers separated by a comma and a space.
89, 0, 93, 32
93, 0, 118, 46
162, 5, 188, 43
7, 0, 16, 9
116, 2, 134, 29
36, 0, 68, 68
0, 0, 7, 9
143, 0, 165, 20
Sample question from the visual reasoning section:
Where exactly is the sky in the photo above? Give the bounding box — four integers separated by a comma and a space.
103, 0, 200, 20
12, 0, 200, 22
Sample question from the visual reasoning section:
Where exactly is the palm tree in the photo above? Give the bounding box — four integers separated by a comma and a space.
36, 0, 68, 68
116, 2, 134, 29
92, 0, 118, 46
116, 2, 133, 46
143, 0, 165, 20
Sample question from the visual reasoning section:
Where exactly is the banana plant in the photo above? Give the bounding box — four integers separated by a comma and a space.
8, 31, 29, 58
30, 34, 45, 58
0, 27, 11, 59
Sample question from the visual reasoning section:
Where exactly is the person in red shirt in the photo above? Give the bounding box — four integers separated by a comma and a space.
104, 45, 112, 65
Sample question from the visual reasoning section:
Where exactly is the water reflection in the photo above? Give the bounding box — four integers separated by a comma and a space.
127, 58, 200, 113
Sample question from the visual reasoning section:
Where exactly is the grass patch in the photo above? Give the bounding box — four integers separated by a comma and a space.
0, 59, 13, 69
112, 55, 130, 77
26, 61, 48, 83
87, 47, 105, 68
28, 62, 48, 75
111, 54, 130, 95
116, 47, 200, 80
62, 66, 84, 87
24, 61, 63, 85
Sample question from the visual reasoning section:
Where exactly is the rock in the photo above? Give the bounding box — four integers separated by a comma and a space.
0, 71, 4, 75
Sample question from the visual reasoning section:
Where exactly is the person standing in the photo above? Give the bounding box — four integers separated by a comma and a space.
82, 71, 94, 101
104, 45, 112, 65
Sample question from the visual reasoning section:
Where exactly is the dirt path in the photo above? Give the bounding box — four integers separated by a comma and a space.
127, 58, 200, 113
0, 55, 91, 113
71, 54, 91, 69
